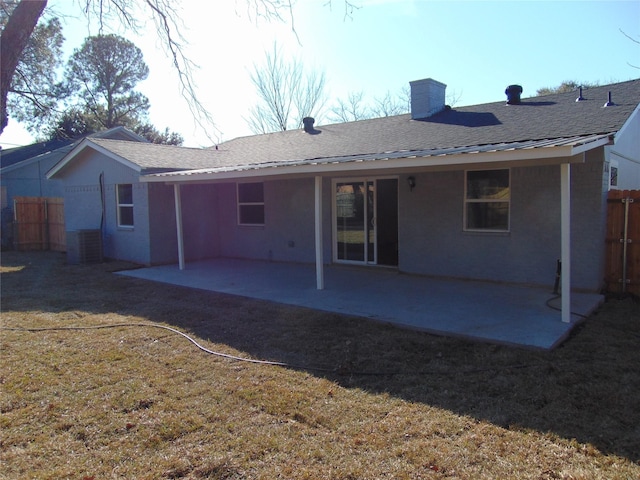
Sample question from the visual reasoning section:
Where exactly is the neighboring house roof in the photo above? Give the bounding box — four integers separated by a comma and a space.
0, 138, 73, 170
49, 79, 640, 181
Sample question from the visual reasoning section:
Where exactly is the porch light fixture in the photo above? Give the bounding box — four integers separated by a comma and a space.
407, 176, 416, 192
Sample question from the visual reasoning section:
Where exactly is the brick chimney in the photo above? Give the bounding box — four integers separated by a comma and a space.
410, 78, 447, 119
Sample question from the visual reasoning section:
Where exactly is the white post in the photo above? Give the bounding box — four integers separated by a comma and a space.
174, 183, 185, 270
560, 163, 571, 323
315, 176, 324, 290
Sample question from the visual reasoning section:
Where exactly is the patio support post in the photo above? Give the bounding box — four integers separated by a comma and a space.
174, 183, 185, 271
315, 175, 324, 290
560, 163, 571, 323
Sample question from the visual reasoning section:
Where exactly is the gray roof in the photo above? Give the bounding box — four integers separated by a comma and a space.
211, 79, 639, 167
86, 138, 227, 173
56, 79, 640, 177
1, 127, 148, 173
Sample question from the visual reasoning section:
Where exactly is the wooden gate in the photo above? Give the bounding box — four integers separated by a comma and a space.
13, 196, 66, 252
605, 190, 640, 296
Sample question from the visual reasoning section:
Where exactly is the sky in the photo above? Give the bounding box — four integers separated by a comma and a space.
1, 0, 639, 149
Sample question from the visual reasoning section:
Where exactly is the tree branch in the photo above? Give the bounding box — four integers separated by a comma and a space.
0, 0, 48, 133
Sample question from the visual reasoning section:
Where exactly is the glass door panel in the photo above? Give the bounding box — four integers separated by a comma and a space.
334, 178, 398, 266
366, 181, 375, 263
336, 181, 366, 262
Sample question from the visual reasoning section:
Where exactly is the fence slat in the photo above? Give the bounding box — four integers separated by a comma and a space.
47, 198, 66, 252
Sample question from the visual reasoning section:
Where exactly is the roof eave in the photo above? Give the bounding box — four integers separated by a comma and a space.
46, 138, 142, 179
141, 137, 611, 184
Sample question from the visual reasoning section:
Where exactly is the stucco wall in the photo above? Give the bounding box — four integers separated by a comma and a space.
207, 155, 607, 291
57, 150, 151, 264
181, 184, 220, 261
147, 182, 178, 264
1, 157, 65, 200
398, 152, 607, 291
215, 178, 332, 264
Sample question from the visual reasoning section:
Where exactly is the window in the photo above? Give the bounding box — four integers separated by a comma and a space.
609, 160, 619, 188
237, 182, 264, 225
464, 169, 510, 231
117, 184, 134, 228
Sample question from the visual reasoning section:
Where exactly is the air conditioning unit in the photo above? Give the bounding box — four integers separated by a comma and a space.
66, 229, 103, 264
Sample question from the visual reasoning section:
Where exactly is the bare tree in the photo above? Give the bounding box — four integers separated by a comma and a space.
329, 87, 410, 123
1, 0, 358, 138
247, 44, 327, 133
371, 90, 408, 117
330, 91, 368, 123
620, 29, 639, 69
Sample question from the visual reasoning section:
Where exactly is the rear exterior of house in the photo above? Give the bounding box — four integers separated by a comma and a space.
171, 147, 609, 292
48, 79, 639, 296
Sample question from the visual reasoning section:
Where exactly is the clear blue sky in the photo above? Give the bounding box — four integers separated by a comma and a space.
1, 0, 639, 148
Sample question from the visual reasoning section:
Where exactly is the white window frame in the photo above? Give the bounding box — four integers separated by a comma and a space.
463, 168, 510, 232
116, 183, 134, 228
237, 182, 265, 226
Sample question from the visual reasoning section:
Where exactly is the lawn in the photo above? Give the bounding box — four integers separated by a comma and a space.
1, 251, 639, 479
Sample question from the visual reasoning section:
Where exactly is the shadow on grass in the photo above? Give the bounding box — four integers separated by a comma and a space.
2, 251, 639, 463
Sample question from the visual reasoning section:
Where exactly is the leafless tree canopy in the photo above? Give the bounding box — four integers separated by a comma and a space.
1, 0, 359, 139
247, 44, 327, 134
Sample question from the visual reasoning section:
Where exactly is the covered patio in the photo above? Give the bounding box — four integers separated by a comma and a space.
118, 258, 604, 350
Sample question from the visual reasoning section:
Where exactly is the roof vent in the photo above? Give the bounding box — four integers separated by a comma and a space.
603, 91, 614, 107
576, 86, 585, 102
505, 85, 523, 105
303, 117, 315, 133
410, 78, 447, 119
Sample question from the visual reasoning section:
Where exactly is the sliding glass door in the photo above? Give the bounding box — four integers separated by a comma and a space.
333, 178, 398, 266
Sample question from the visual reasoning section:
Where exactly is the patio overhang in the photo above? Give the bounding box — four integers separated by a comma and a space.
142, 133, 612, 327
139, 134, 612, 184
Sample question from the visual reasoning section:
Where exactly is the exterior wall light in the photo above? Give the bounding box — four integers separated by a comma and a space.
407, 176, 416, 192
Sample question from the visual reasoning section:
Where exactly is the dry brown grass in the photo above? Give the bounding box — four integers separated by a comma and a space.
1, 251, 639, 479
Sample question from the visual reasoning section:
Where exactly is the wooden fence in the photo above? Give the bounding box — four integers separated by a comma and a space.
605, 190, 640, 297
13, 196, 66, 252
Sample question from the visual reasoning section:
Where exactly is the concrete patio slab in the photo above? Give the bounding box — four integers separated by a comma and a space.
118, 259, 604, 350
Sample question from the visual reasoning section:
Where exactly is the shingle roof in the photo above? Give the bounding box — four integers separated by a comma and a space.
86, 138, 227, 173
149, 134, 613, 180
211, 79, 639, 168
0, 138, 73, 169
1, 127, 148, 172
54, 79, 640, 177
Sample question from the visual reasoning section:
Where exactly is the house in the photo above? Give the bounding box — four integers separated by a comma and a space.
47, 78, 640, 322
0, 127, 147, 249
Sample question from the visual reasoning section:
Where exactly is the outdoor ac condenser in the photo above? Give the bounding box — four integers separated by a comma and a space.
66, 229, 103, 265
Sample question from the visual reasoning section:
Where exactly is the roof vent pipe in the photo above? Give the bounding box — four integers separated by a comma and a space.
303, 117, 315, 133
576, 86, 585, 102
603, 91, 614, 107
505, 85, 523, 104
